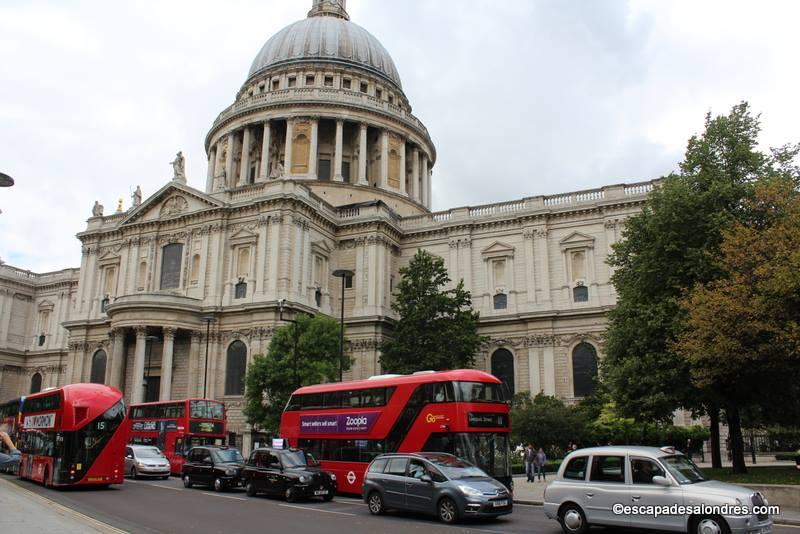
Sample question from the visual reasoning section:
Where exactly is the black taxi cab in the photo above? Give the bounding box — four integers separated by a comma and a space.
181, 446, 245, 492
242, 447, 336, 502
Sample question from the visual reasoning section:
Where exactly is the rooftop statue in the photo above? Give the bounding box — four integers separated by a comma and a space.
170, 151, 186, 182
91, 200, 104, 217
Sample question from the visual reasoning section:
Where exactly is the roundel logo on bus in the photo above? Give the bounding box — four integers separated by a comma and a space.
346, 471, 356, 485
425, 413, 445, 424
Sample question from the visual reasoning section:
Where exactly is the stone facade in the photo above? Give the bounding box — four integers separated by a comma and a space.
0, 1, 657, 453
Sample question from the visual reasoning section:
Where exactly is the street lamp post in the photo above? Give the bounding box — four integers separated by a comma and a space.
201, 316, 216, 399
332, 269, 354, 382
278, 299, 300, 390
144, 335, 159, 402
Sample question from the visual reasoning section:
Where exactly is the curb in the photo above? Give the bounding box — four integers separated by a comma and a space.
0, 477, 127, 533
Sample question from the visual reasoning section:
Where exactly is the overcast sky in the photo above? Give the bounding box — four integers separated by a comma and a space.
2, 0, 799, 272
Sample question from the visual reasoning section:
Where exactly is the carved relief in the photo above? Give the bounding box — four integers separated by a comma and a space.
160, 195, 189, 217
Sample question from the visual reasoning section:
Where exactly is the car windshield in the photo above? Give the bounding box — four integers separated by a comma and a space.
136, 448, 165, 459
212, 449, 244, 464
424, 454, 489, 480
281, 450, 318, 468
662, 455, 707, 484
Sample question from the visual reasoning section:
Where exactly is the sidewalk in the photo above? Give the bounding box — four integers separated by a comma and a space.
0, 477, 125, 533
510, 475, 800, 526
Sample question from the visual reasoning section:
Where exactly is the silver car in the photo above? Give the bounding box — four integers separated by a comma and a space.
543, 446, 773, 534
125, 445, 171, 479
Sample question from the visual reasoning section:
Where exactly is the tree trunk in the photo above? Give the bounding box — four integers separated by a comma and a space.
727, 405, 747, 474
709, 407, 722, 469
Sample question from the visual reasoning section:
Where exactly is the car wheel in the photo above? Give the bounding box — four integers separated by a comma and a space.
322, 492, 334, 502
285, 487, 299, 503
693, 515, 731, 534
246, 481, 257, 497
162, 475, 170, 480
213, 477, 225, 492
437, 497, 459, 524
182, 474, 193, 488
558, 503, 589, 534
367, 491, 385, 515
129, 467, 138, 480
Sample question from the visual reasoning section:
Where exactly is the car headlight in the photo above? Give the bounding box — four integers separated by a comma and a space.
299, 475, 312, 484
458, 485, 483, 497
329, 473, 336, 481
137, 462, 146, 468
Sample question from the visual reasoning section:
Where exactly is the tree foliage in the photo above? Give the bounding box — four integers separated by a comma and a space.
675, 177, 800, 426
244, 314, 349, 432
380, 249, 485, 374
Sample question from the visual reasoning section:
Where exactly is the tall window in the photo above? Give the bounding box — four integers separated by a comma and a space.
235, 281, 247, 299
493, 293, 507, 310
90, 350, 107, 384
30, 372, 42, 394
225, 341, 247, 396
190, 254, 201, 285
572, 342, 599, 397
160, 243, 183, 289
491, 348, 514, 396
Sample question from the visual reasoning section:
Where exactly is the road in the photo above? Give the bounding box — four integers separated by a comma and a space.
4, 475, 798, 534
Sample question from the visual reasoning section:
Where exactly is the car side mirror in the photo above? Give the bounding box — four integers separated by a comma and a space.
420, 474, 432, 483
652, 475, 671, 487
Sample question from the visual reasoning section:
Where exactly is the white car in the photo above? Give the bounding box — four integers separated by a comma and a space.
543, 446, 772, 534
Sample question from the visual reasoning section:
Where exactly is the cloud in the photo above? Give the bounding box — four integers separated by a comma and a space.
1, 0, 799, 272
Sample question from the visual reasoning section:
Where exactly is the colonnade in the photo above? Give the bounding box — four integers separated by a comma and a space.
206, 117, 433, 208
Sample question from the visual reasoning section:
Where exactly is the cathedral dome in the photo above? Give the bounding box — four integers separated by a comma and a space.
248, 1, 402, 89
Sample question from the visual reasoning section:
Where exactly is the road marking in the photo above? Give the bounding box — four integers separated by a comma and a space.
152, 484, 181, 491
279, 503, 356, 516
201, 492, 248, 501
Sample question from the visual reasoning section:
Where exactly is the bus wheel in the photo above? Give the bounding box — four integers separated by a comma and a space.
367, 491, 385, 515
182, 474, 192, 488
246, 481, 257, 497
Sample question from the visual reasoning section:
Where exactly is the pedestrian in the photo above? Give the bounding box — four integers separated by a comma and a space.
686, 438, 693, 461
571, 443, 578, 452
524, 443, 535, 482
0, 430, 21, 472
535, 447, 547, 481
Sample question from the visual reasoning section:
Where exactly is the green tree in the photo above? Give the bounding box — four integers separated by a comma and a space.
244, 314, 348, 432
675, 177, 800, 470
603, 102, 789, 470
380, 249, 485, 374
511, 393, 594, 458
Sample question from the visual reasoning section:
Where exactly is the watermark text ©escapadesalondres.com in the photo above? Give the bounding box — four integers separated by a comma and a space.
613, 503, 780, 518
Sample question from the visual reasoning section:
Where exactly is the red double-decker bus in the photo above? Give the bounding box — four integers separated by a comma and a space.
128, 399, 226, 474
280, 369, 512, 495
18, 384, 127, 487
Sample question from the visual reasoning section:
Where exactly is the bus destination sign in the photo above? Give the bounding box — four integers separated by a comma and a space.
467, 412, 509, 428
23, 413, 56, 429
300, 413, 379, 434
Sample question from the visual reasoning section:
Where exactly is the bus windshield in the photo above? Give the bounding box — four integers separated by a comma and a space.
454, 382, 508, 403
190, 401, 224, 420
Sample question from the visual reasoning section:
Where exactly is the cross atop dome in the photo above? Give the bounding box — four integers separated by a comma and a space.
308, 0, 349, 20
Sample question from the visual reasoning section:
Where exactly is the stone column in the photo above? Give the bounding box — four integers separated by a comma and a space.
225, 132, 236, 188
239, 127, 251, 186
421, 156, 429, 207
427, 167, 433, 209
206, 145, 217, 192
399, 142, 407, 195
110, 328, 126, 390
411, 148, 420, 202
380, 130, 389, 188
258, 121, 271, 181
358, 123, 368, 185
528, 347, 541, 395
187, 331, 201, 398
543, 346, 556, 396
132, 326, 148, 404
333, 119, 344, 182
308, 118, 319, 179
284, 120, 294, 177
535, 229, 551, 302
159, 327, 176, 401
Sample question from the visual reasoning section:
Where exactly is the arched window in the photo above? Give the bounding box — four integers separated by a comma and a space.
491, 348, 514, 396
160, 243, 183, 290
572, 342, 599, 397
90, 350, 107, 384
493, 293, 507, 310
30, 372, 42, 394
235, 281, 247, 299
225, 341, 247, 396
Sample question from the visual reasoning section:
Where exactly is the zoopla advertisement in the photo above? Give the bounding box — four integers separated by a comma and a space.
299, 413, 380, 434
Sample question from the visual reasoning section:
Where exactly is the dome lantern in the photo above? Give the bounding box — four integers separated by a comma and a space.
308, 0, 349, 21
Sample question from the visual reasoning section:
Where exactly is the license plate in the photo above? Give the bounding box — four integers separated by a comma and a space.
492, 500, 508, 507
314, 490, 329, 495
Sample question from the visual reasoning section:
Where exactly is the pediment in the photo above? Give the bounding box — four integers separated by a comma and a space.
311, 240, 332, 256
38, 299, 55, 311
119, 182, 224, 226
481, 241, 515, 258
229, 228, 258, 245
559, 231, 595, 250
97, 251, 122, 266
